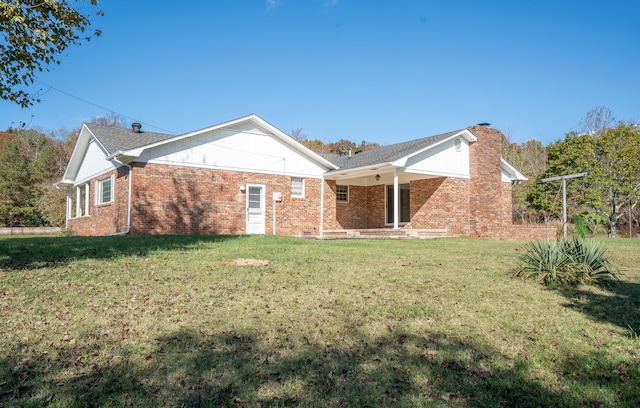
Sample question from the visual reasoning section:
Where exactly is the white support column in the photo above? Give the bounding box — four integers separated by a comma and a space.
84, 183, 90, 216
76, 186, 81, 217
66, 190, 72, 227
393, 169, 399, 230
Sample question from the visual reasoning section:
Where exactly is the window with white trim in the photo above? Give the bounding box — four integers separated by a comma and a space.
291, 177, 304, 198
336, 185, 349, 203
96, 176, 113, 204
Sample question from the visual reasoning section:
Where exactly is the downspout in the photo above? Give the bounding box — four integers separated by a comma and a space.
108, 158, 132, 236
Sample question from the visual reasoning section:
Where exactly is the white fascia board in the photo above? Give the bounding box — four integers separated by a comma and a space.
60, 124, 110, 183
391, 129, 476, 167
501, 158, 528, 181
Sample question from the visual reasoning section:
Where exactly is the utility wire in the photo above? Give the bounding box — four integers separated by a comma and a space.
34, 80, 177, 134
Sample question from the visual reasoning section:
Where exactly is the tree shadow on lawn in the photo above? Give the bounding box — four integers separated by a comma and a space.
3, 326, 637, 407
557, 279, 640, 337
0, 234, 243, 271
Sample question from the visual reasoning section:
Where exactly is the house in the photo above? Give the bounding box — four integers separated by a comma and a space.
57, 114, 555, 239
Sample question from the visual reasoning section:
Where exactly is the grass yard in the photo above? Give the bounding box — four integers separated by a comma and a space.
1, 235, 639, 407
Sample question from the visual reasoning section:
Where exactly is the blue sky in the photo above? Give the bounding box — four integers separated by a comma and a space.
2, 0, 639, 145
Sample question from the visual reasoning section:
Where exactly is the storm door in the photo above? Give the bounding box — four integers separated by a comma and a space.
246, 184, 265, 234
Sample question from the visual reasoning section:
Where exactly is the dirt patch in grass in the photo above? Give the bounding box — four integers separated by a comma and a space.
217, 258, 270, 266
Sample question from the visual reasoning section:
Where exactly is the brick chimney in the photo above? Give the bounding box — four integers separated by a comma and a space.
468, 124, 510, 236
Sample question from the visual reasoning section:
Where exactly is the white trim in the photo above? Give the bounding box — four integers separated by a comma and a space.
393, 170, 399, 230
96, 175, 114, 205
336, 184, 349, 203
291, 177, 304, 198
84, 183, 90, 216
501, 158, 528, 181
246, 183, 266, 234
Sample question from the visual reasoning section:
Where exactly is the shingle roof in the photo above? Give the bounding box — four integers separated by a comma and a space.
86, 123, 175, 155
323, 129, 464, 171
84, 123, 466, 172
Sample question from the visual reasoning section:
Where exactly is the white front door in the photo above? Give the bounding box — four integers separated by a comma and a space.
246, 184, 266, 234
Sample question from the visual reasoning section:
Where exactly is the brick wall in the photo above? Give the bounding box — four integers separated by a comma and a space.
365, 184, 385, 228
468, 125, 506, 235
130, 163, 322, 235
406, 177, 471, 234
467, 125, 555, 240
69, 163, 323, 236
67, 166, 130, 236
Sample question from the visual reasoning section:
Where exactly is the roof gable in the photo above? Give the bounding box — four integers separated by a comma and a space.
324, 129, 475, 173
112, 114, 338, 170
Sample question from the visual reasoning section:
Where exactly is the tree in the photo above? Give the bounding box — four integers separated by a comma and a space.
577, 105, 616, 137
0, 0, 102, 107
287, 128, 381, 155
501, 134, 548, 223
92, 113, 126, 127
0, 127, 74, 226
531, 123, 640, 238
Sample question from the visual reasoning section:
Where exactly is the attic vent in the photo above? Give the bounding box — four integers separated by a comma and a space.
131, 122, 142, 133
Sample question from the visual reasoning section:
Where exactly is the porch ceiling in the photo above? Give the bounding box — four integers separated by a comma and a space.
325, 167, 441, 187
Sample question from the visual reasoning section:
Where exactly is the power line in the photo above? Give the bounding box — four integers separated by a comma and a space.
34, 80, 177, 134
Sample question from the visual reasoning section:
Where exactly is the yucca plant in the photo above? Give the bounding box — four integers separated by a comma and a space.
514, 237, 618, 286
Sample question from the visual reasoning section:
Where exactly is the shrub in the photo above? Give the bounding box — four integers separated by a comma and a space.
514, 237, 618, 286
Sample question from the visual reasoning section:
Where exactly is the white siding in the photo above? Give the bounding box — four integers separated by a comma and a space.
138, 124, 327, 178
403, 138, 470, 178
75, 139, 117, 184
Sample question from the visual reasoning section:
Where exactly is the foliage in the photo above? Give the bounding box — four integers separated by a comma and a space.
514, 237, 618, 286
0, 127, 75, 226
0, 0, 102, 107
501, 134, 548, 223
574, 212, 606, 238
527, 122, 640, 237
288, 128, 381, 154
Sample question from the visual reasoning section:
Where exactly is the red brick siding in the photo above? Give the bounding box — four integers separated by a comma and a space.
466, 125, 555, 239
406, 177, 471, 234
365, 184, 385, 228
468, 125, 506, 235
334, 185, 368, 229
67, 167, 130, 236
130, 163, 322, 235
322, 180, 338, 230
69, 163, 322, 236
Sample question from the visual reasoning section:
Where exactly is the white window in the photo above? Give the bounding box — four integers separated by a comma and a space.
291, 177, 304, 198
97, 176, 113, 204
336, 185, 349, 203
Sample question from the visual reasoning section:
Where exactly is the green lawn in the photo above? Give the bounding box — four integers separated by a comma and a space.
1, 235, 639, 407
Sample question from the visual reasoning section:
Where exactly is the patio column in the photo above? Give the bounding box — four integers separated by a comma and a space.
393, 169, 399, 230
66, 189, 72, 227
76, 186, 81, 217
84, 183, 90, 216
